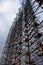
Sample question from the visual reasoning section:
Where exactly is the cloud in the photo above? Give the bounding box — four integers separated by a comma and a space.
0, 0, 21, 57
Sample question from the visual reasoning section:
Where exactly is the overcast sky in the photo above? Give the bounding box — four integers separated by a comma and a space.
0, 0, 23, 57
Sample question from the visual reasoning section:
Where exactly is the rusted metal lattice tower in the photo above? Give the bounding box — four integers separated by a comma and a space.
1, 0, 43, 65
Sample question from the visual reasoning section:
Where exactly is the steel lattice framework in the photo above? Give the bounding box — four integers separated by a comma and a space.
1, 0, 43, 65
